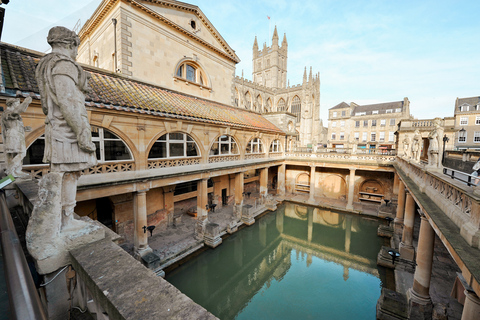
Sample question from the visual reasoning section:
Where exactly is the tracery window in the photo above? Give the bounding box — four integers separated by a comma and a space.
270, 139, 281, 152
256, 95, 262, 112
148, 132, 199, 159
246, 138, 263, 154
175, 61, 207, 86
291, 96, 301, 121
266, 98, 272, 112
245, 92, 252, 109
210, 135, 239, 155
277, 98, 286, 111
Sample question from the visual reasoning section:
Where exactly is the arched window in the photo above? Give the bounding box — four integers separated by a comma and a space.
277, 98, 286, 111
291, 96, 301, 121
256, 95, 262, 112
210, 135, 238, 155
245, 92, 252, 109
266, 98, 272, 112
24, 127, 133, 165
269, 139, 281, 152
149, 132, 199, 159
175, 61, 207, 86
246, 138, 263, 154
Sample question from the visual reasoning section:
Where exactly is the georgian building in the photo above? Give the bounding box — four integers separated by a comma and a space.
327, 98, 411, 150
453, 96, 480, 150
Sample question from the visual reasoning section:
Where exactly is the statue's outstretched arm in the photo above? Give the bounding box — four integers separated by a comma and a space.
15, 96, 32, 114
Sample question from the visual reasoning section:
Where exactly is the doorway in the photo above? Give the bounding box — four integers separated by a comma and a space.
222, 189, 228, 206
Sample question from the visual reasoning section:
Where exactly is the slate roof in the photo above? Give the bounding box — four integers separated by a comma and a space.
456, 96, 480, 107
0, 43, 282, 133
352, 101, 404, 115
330, 102, 350, 110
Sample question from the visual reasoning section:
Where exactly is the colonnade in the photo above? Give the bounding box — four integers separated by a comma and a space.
394, 179, 480, 320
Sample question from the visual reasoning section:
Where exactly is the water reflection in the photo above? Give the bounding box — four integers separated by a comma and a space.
167, 203, 384, 320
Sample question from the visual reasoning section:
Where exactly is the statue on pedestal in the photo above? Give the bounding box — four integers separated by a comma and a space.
412, 129, 421, 163
1, 97, 32, 178
402, 135, 411, 158
427, 118, 444, 169
27, 26, 103, 274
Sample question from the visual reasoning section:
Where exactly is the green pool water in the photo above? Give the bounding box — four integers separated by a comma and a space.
166, 203, 385, 319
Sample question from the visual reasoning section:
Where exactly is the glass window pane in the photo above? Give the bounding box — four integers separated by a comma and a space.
149, 141, 167, 158
103, 130, 118, 139
246, 143, 252, 154
220, 135, 228, 142
210, 142, 219, 155
187, 136, 193, 141
91, 127, 99, 138
169, 133, 184, 141
23, 137, 45, 165
186, 65, 196, 82
220, 143, 230, 154
169, 143, 184, 157
159, 134, 167, 141
104, 140, 132, 161
186, 142, 198, 157
177, 64, 183, 77
231, 142, 238, 154
94, 141, 101, 160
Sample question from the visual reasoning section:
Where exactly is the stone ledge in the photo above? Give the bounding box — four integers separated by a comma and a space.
70, 239, 217, 320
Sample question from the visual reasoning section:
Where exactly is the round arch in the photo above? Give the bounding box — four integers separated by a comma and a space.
208, 134, 240, 157
359, 179, 384, 195
174, 57, 212, 87
90, 121, 139, 162
146, 130, 203, 160
319, 174, 347, 200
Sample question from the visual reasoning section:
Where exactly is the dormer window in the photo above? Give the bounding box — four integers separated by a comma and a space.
395, 108, 402, 112
175, 61, 208, 87
372, 110, 379, 115
459, 105, 470, 112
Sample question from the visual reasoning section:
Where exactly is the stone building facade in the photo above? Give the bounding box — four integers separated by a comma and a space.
453, 96, 480, 150
233, 28, 322, 148
327, 98, 411, 150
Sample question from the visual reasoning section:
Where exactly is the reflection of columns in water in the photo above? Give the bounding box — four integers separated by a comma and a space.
234, 237, 243, 267
344, 214, 352, 253
276, 208, 284, 234
343, 266, 350, 281
307, 252, 312, 267
259, 219, 267, 247
307, 207, 313, 242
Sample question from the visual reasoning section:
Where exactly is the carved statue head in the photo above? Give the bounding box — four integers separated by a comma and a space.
47, 26, 80, 59
5, 97, 19, 111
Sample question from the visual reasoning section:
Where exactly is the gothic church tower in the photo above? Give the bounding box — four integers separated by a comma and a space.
252, 26, 288, 89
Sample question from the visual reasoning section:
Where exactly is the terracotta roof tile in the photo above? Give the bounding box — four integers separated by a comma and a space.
1, 43, 282, 133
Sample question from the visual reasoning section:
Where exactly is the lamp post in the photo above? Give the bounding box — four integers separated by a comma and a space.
442, 134, 449, 165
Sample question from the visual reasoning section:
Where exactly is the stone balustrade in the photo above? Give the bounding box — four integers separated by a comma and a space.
286, 152, 396, 164
396, 157, 480, 248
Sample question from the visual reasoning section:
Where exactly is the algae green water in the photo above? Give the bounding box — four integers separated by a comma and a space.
166, 203, 385, 319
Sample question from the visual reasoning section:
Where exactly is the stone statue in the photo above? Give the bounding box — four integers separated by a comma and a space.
27, 27, 103, 274
1, 97, 32, 178
35, 26, 97, 230
402, 135, 411, 158
428, 118, 444, 168
412, 129, 421, 162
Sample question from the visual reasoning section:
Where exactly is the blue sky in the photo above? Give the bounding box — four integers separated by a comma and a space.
3, 0, 479, 122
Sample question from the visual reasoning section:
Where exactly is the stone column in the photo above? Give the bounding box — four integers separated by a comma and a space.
163, 186, 175, 225
259, 167, 268, 197
234, 172, 244, 206
346, 168, 356, 210
395, 183, 406, 225
399, 192, 416, 260
308, 165, 316, 203
195, 178, 209, 239
133, 190, 151, 255
277, 164, 286, 196
407, 214, 435, 318
461, 290, 480, 320
393, 173, 400, 195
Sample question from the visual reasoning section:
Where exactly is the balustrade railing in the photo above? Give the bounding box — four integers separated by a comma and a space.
148, 157, 200, 169
245, 153, 266, 160
286, 151, 396, 163
208, 154, 240, 163
24, 160, 135, 179
269, 152, 283, 158
396, 157, 480, 248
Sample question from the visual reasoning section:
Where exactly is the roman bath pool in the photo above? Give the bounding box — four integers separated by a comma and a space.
166, 203, 387, 319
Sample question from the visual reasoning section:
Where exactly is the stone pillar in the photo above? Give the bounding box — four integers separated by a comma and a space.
399, 192, 416, 261
133, 190, 151, 255
395, 183, 406, 225
393, 173, 400, 195
277, 164, 286, 196
259, 167, 268, 197
234, 172, 244, 206
308, 165, 316, 203
195, 178, 209, 239
461, 290, 480, 320
346, 168, 356, 210
163, 186, 175, 225
407, 214, 435, 319
345, 215, 352, 253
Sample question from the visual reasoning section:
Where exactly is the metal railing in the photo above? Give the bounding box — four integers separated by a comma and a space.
0, 190, 47, 320
443, 167, 479, 187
